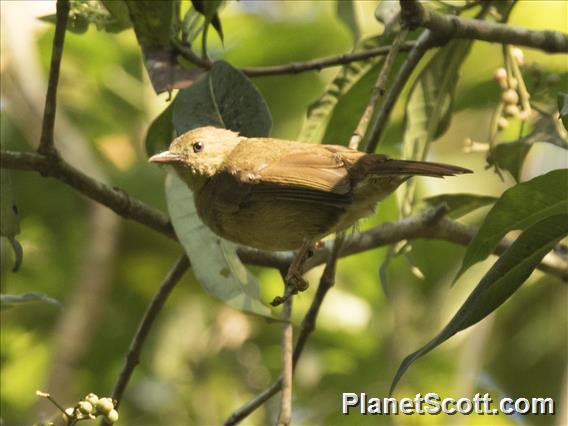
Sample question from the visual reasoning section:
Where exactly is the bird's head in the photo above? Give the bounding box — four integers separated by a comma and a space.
149, 126, 242, 190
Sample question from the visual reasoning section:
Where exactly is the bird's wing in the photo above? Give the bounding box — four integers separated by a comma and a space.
211, 147, 354, 210
256, 149, 352, 194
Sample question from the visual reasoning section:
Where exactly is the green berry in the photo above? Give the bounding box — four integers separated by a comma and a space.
95, 397, 114, 415
78, 400, 93, 414
84, 392, 99, 406
501, 89, 519, 105
105, 409, 119, 424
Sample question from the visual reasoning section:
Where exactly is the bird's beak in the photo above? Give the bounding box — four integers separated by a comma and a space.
148, 151, 182, 163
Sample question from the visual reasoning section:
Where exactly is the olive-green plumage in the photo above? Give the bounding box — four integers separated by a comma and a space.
149, 126, 471, 251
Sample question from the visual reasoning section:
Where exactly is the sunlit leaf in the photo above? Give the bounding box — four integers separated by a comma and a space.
424, 193, 498, 219
168, 60, 272, 316
455, 169, 568, 282
1, 292, 62, 311
0, 169, 22, 272
391, 213, 568, 394
337, 0, 360, 43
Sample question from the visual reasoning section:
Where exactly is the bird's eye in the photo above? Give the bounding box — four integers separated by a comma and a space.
192, 141, 204, 153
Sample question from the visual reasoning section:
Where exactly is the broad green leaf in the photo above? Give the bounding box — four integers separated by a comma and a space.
337, 0, 360, 43
1, 292, 62, 311
168, 60, 272, 316
391, 214, 568, 394
145, 102, 175, 157
557, 92, 568, 131
455, 169, 568, 282
424, 193, 498, 219
0, 169, 22, 272
298, 35, 390, 145
165, 173, 271, 317
173, 61, 272, 137
400, 40, 473, 214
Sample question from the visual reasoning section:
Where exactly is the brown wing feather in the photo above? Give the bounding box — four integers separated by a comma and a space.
258, 150, 352, 194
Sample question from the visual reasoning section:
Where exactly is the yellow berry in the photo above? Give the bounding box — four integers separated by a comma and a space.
504, 104, 519, 117
501, 89, 519, 105
95, 397, 114, 415
511, 47, 524, 65
494, 67, 507, 88
497, 117, 509, 130
105, 409, 119, 424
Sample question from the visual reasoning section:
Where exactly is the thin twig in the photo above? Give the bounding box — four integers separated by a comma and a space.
37, 0, 70, 157
400, 0, 568, 53
365, 30, 438, 153
224, 236, 345, 426
348, 28, 410, 150
174, 39, 416, 77
276, 278, 293, 426
110, 255, 189, 407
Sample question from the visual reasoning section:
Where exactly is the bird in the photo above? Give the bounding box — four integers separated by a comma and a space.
149, 126, 471, 252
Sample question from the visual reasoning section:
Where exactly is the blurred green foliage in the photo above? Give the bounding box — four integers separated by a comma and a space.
1, 1, 566, 425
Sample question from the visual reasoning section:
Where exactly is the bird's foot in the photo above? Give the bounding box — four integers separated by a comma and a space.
271, 270, 308, 307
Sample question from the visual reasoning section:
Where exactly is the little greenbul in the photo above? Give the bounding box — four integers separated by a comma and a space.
149, 126, 471, 251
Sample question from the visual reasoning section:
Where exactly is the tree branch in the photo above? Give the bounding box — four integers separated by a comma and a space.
173, 39, 416, 77
110, 255, 189, 408
349, 28, 410, 150
38, 0, 69, 157
400, 0, 568, 53
0, 150, 175, 239
365, 29, 437, 153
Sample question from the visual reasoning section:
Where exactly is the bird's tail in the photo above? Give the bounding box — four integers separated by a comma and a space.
369, 158, 472, 178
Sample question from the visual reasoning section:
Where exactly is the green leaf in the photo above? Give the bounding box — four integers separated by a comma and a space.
173, 61, 272, 136
390, 214, 568, 394
455, 169, 568, 282
336, 0, 360, 43
1, 292, 62, 311
165, 173, 271, 317
168, 60, 272, 316
557, 92, 568, 131
0, 168, 22, 272
400, 39, 473, 213
145, 102, 175, 157
424, 193, 498, 219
